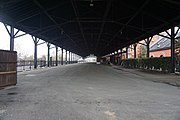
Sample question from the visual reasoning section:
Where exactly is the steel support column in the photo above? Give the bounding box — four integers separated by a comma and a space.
133, 44, 137, 68
114, 52, 116, 64
10, 26, 15, 51
32, 37, 38, 69
47, 43, 50, 67
147, 43, 149, 58
4, 25, 15, 51
116, 51, 119, 64
69, 51, 71, 64
171, 27, 175, 73
126, 47, 128, 59
61, 48, 63, 65
55, 46, 58, 66
66, 50, 67, 64
4, 24, 26, 51
144, 37, 152, 58
134, 44, 137, 59
146, 38, 150, 58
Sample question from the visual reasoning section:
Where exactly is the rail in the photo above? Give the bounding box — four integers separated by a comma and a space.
17, 60, 78, 72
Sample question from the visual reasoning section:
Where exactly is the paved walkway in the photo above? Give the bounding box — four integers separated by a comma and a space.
111, 65, 180, 87
0, 63, 180, 120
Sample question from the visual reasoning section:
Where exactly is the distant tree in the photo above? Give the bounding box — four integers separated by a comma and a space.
176, 38, 180, 48
51, 50, 56, 61
138, 45, 147, 58
23, 55, 33, 60
58, 53, 62, 61
38, 55, 46, 61
14, 42, 23, 60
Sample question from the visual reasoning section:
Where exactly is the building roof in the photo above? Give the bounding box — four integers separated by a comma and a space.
150, 30, 180, 52
150, 37, 170, 52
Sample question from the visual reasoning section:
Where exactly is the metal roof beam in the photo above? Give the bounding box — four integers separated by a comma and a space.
162, 0, 180, 5
16, 1, 69, 24
22, 20, 144, 36
71, 0, 89, 53
33, 0, 83, 54
100, 0, 150, 55
95, 0, 112, 51
120, 0, 174, 25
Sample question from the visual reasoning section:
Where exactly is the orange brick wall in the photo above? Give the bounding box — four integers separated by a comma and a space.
150, 49, 171, 57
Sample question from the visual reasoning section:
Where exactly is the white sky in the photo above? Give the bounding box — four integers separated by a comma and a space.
0, 22, 63, 58
0, 22, 101, 60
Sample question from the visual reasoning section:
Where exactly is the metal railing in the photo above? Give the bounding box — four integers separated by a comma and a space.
17, 60, 77, 72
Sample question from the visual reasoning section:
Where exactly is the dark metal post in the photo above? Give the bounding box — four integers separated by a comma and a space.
56, 46, 58, 66
66, 50, 67, 64
126, 47, 128, 59
61, 48, 63, 65
171, 27, 175, 73
69, 51, 71, 64
34, 37, 38, 69
113, 52, 116, 64
116, 51, 118, 64
133, 44, 137, 68
146, 38, 150, 58
10, 26, 14, 51
47, 43, 50, 67
134, 44, 137, 59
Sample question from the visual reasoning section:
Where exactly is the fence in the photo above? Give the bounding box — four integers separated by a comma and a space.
0, 50, 17, 87
17, 60, 78, 72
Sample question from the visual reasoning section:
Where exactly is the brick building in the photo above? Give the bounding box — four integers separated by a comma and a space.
122, 33, 180, 59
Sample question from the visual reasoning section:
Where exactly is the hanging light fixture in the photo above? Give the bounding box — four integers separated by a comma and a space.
90, 0, 94, 7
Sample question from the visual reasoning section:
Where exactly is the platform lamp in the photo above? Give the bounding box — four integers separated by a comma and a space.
90, 0, 94, 7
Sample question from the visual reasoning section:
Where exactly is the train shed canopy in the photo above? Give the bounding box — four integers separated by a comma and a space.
0, 0, 180, 57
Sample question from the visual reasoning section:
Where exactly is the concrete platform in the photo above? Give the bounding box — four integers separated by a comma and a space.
0, 63, 180, 120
